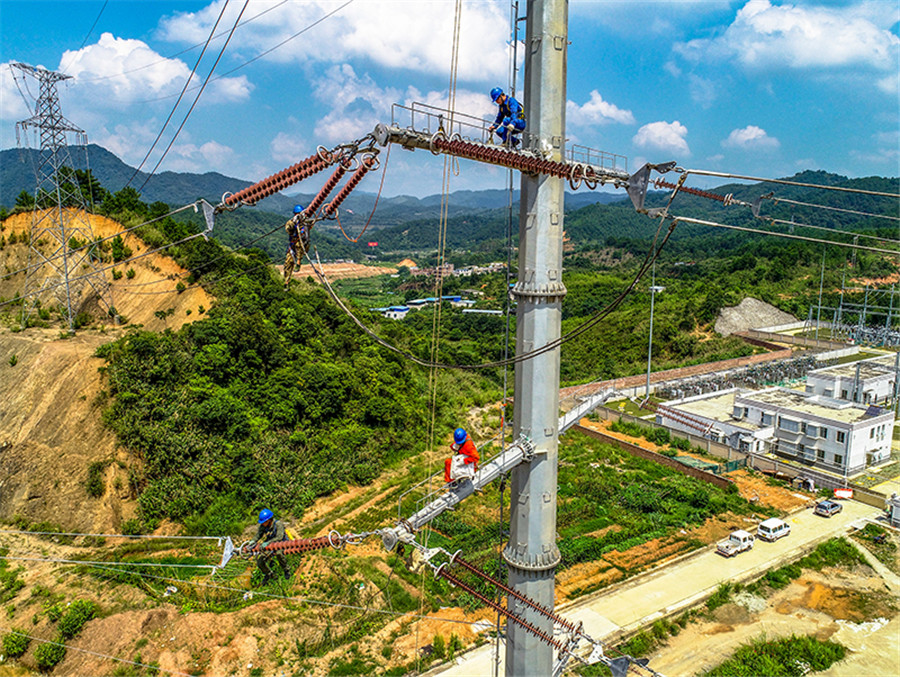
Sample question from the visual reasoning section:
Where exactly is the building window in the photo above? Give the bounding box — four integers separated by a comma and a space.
781, 418, 800, 433
801, 422, 807, 434
834, 454, 843, 466
762, 413, 773, 426
837, 431, 846, 443
841, 390, 848, 399
820, 427, 828, 439
817, 449, 825, 460
871, 428, 875, 439
798, 443, 805, 455
743, 407, 749, 418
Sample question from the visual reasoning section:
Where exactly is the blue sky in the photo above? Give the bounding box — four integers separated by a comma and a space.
2, 0, 898, 198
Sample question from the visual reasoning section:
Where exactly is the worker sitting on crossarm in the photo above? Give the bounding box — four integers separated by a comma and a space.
246, 508, 291, 583
487, 87, 526, 148
444, 427, 479, 484
283, 204, 314, 290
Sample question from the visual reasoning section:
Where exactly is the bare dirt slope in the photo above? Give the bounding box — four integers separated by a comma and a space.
1, 210, 212, 330
715, 297, 798, 336
0, 211, 214, 531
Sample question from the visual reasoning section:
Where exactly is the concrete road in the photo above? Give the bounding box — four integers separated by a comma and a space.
428, 500, 878, 677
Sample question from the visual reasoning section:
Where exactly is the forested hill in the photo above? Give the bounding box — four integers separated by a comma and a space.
324, 171, 898, 259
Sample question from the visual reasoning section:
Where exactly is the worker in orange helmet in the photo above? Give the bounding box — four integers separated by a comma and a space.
444, 427, 479, 484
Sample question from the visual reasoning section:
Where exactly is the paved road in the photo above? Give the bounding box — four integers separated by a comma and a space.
429, 500, 877, 677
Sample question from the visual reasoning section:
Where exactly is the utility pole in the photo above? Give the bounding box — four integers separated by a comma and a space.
646, 264, 665, 398
13, 62, 112, 332
505, 0, 566, 674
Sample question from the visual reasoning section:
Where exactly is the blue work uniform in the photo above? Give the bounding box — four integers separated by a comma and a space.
492, 96, 526, 145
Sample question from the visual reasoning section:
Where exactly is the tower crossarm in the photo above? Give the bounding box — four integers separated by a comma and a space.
378, 437, 535, 552
372, 123, 630, 188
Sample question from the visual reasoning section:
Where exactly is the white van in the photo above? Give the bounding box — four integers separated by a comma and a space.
757, 518, 791, 542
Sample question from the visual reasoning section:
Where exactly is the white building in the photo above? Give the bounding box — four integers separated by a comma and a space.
658, 387, 894, 475
806, 355, 897, 404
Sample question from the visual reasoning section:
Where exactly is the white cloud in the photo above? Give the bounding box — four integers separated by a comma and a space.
633, 121, 690, 156
310, 64, 488, 145
675, 0, 900, 72
271, 132, 309, 165
567, 91, 635, 126
722, 125, 779, 150
876, 73, 898, 96
92, 121, 236, 173
688, 74, 717, 108
61, 32, 251, 105
157, 0, 513, 83
1, 64, 34, 122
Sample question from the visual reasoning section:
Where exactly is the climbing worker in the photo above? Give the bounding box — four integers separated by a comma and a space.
444, 427, 480, 484
245, 508, 292, 583
487, 87, 526, 148
283, 204, 314, 289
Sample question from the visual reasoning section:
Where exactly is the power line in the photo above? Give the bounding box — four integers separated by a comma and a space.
59, 0, 109, 73
1, 555, 215, 569
125, 0, 357, 106
761, 217, 900, 246
0, 528, 220, 541
764, 195, 900, 222
672, 215, 900, 255
72, 1, 290, 83
12, 557, 483, 629
682, 168, 899, 198
136, 0, 250, 193
125, 0, 232, 188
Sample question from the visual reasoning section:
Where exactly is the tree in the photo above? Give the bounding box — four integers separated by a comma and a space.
13, 190, 34, 212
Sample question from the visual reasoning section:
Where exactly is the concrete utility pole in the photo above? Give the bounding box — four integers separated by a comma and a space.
505, 0, 566, 674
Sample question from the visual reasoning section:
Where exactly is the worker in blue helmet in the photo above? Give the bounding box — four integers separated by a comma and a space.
487, 87, 526, 148
444, 427, 479, 484
283, 204, 314, 290
246, 508, 291, 583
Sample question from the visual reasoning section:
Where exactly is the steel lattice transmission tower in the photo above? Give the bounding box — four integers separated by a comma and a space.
12, 62, 112, 332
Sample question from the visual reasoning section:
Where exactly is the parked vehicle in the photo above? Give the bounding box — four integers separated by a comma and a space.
717, 529, 754, 557
757, 517, 791, 542
814, 500, 843, 518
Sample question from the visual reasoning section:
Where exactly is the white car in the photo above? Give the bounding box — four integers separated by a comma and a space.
757, 517, 791, 542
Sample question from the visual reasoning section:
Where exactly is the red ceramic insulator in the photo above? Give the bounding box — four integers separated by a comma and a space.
437, 567, 563, 650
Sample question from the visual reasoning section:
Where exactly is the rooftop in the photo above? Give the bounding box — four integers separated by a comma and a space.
810, 360, 895, 382
736, 387, 888, 424
664, 390, 761, 430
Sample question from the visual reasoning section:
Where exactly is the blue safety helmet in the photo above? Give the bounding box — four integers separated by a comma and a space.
258, 508, 274, 524
490, 87, 503, 103
293, 204, 305, 214
453, 428, 467, 445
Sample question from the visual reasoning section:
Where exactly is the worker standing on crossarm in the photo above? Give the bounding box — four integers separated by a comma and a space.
487, 87, 526, 148
444, 427, 479, 483
246, 508, 292, 583
283, 205, 314, 290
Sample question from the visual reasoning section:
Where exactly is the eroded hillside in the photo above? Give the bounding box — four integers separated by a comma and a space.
0, 210, 214, 530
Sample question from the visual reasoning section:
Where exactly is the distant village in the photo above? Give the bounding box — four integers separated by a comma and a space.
371, 259, 507, 319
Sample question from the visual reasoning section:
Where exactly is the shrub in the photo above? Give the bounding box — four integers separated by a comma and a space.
706, 582, 733, 612
125, 268, 136, 279
2, 628, 29, 658
432, 633, 446, 660
112, 268, 123, 280
708, 634, 846, 676
58, 599, 96, 639
8, 354, 16, 367
34, 641, 66, 670
85, 461, 107, 498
